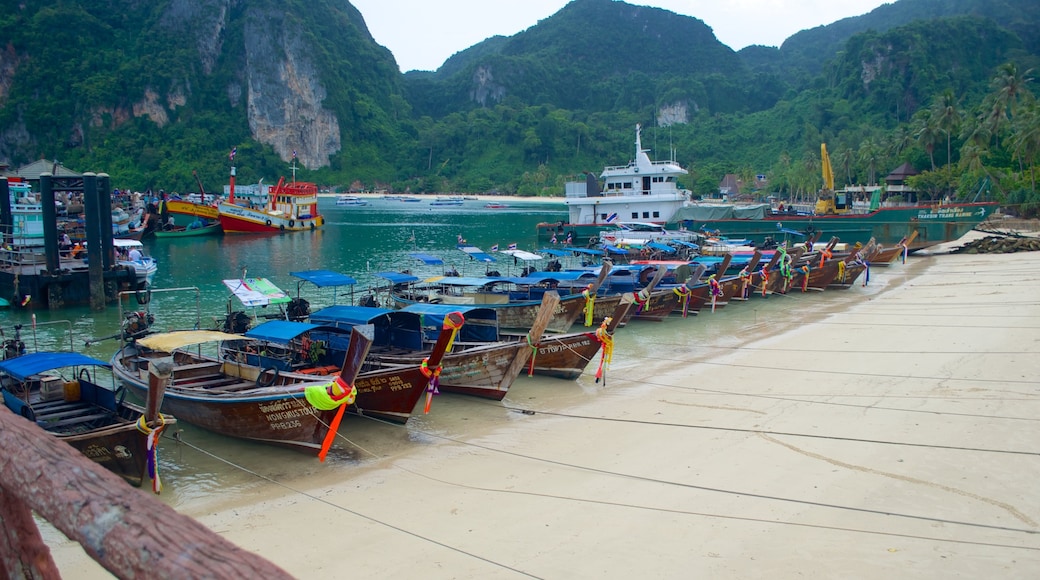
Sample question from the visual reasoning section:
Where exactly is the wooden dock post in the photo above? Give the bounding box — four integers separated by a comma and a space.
0, 405, 292, 579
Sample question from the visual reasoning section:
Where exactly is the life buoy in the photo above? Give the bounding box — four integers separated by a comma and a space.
265, 219, 272, 227
289, 219, 295, 228
256, 367, 279, 388
589, 236, 598, 245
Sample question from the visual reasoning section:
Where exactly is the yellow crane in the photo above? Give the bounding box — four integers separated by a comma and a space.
815, 143, 846, 214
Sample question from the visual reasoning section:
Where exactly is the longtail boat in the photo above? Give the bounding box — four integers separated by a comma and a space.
305, 294, 561, 401
110, 314, 460, 452
1, 351, 174, 488
387, 261, 612, 333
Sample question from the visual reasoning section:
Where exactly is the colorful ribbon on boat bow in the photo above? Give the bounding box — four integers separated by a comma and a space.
759, 266, 769, 297
739, 266, 751, 299
818, 248, 832, 268
800, 264, 810, 292
581, 283, 596, 327
593, 317, 614, 384
420, 357, 442, 414
673, 283, 692, 318
634, 288, 650, 314
136, 413, 168, 494
526, 332, 539, 376
708, 275, 722, 312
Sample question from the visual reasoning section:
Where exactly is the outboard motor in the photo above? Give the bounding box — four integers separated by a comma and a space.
287, 297, 310, 321
359, 294, 379, 308
123, 311, 155, 339
223, 311, 251, 334
2, 324, 26, 360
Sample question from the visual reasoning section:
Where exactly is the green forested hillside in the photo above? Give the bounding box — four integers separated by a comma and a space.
0, 0, 1039, 216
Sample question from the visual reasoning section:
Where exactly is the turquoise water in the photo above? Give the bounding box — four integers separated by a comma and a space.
2, 197, 566, 360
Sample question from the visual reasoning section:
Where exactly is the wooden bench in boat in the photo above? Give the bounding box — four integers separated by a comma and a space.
173, 372, 225, 386
174, 376, 244, 390
32, 400, 113, 430
172, 361, 223, 377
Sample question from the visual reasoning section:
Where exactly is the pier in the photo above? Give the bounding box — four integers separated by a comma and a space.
0, 173, 138, 310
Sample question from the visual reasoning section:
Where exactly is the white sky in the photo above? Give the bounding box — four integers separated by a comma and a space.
350, 0, 893, 72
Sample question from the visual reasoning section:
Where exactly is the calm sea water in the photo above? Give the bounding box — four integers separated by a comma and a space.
5, 195, 905, 519
3, 197, 567, 356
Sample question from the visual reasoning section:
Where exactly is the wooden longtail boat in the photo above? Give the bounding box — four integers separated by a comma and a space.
787, 238, 843, 292
870, 231, 918, 266
767, 247, 807, 295
110, 316, 459, 452
518, 294, 636, 380
828, 241, 875, 289
306, 295, 561, 401
387, 262, 611, 333
0, 352, 174, 487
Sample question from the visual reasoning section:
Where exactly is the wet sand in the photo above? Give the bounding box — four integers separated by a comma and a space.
49, 246, 1040, 578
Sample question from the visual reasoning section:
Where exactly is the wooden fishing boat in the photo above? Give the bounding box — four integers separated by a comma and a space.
307, 294, 560, 401
514, 295, 636, 380
0, 351, 174, 488
828, 241, 875, 290
386, 262, 611, 333
870, 231, 918, 266
154, 222, 223, 238
218, 159, 324, 234
110, 316, 459, 451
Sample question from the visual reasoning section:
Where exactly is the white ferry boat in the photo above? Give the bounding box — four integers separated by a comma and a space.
335, 195, 368, 206
562, 124, 690, 230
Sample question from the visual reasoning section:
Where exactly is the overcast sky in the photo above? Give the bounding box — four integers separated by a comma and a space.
349, 0, 893, 72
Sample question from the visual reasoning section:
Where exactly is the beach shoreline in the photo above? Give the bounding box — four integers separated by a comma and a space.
47, 244, 1040, 578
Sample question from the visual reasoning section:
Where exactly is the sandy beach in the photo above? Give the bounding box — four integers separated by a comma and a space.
48, 244, 1040, 578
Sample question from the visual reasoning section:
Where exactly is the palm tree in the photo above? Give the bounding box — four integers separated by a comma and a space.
838, 147, 855, 186
1010, 100, 1040, 194
934, 90, 961, 170
857, 138, 883, 186
912, 109, 940, 171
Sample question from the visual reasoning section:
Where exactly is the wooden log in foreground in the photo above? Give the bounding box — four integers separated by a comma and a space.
0, 406, 292, 579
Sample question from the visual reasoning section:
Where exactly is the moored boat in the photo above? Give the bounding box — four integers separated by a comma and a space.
154, 222, 223, 238
335, 195, 368, 206
0, 350, 174, 488
217, 156, 324, 234
544, 124, 690, 241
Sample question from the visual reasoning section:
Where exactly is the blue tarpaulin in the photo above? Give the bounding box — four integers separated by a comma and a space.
310, 306, 422, 350
244, 320, 324, 343
0, 352, 109, 381
375, 272, 420, 284
290, 270, 358, 287
409, 252, 444, 265
458, 245, 496, 262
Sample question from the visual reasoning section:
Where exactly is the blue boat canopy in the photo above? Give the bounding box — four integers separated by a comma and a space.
409, 252, 444, 265
457, 245, 496, 263
290, 270, 358, 287
400, 303, 499, 342
646, 242, 677, 252
309, 305, 423, 350
570, 248, 605, 256
777, 228, 806, 237
673, 240, 701, 249
244, 320, 325, 343
375, 272, 420, 284
600, 244, 629, 255
425, 276, 502, 287
0, 352, 109, 381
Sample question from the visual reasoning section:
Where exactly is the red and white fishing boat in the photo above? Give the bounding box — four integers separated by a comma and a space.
217, 154, 325, 234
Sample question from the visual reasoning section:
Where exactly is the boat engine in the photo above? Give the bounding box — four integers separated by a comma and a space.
287, 297, 310, 322
123, 311, 155, 339
2, 324, 26, 360
223, 311, 251, 334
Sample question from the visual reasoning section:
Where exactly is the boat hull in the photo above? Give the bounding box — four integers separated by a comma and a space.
166, 200, 220, 227
681, 202, 997, 251
154, 223, 223, 238
218, 203, 324, 234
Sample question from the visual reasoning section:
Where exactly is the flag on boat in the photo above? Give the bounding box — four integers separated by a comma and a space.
457, 234, 466, 244
508, 243, 517, 250
292, 149, 297, 160
606, 212, 618, 223
229, 147, 237, 161
490, 244, 499, 252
